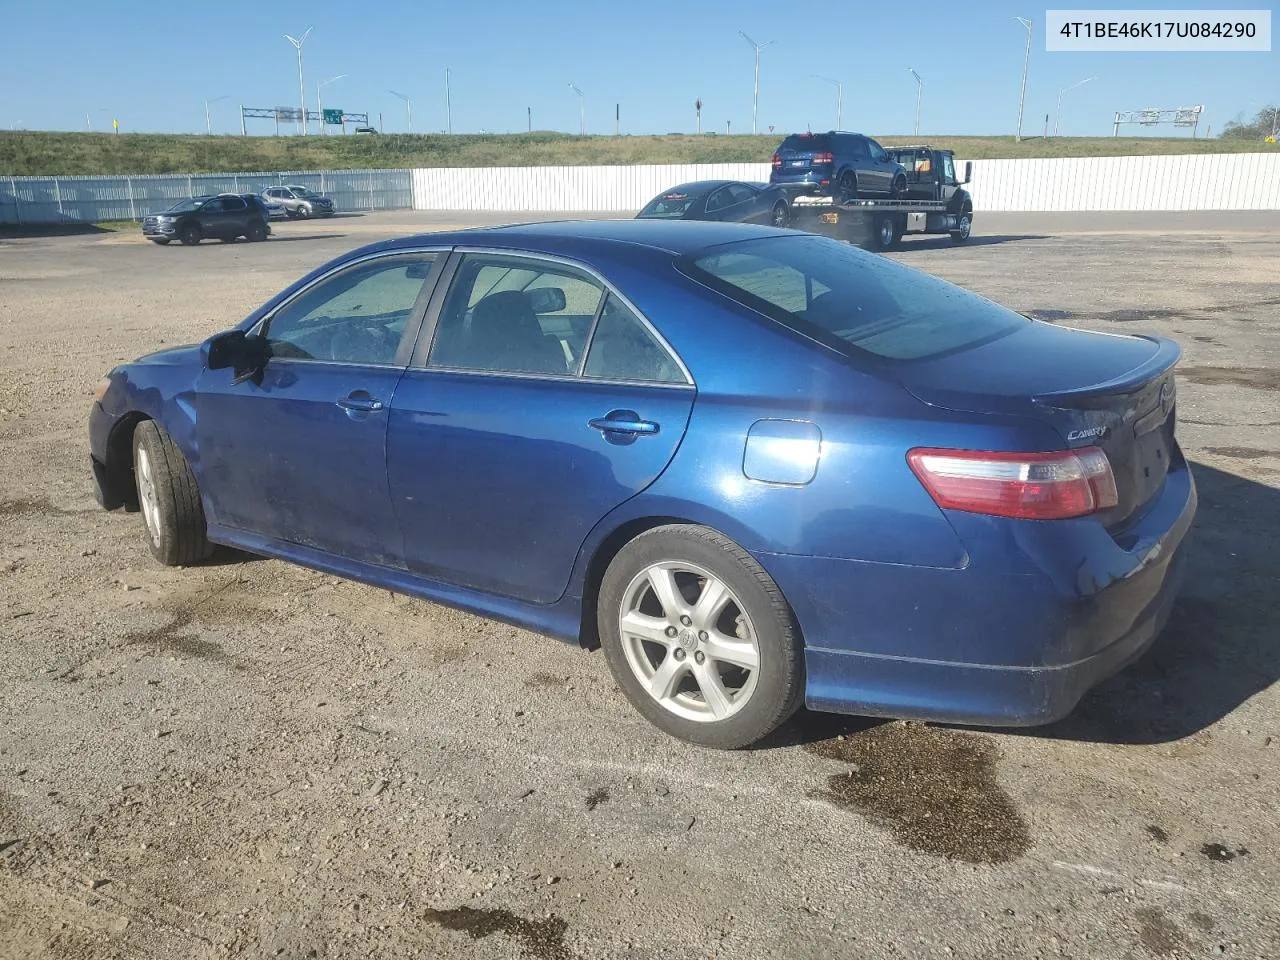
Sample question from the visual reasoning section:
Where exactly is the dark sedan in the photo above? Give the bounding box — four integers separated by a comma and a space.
637, 181, 791, 227
90, 220, 1194, 748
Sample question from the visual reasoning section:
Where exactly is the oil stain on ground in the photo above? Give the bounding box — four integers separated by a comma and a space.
1135, 906, 1187, 955
805, 721, 1030, 864
120, 607, 227, 661
0, 497, 81, 518
423, 905, 572, 960
584, 787, 609, 811
1204, 446, 1275, 460
1201, 842, 1248, 862
1179, 366, 1280, 391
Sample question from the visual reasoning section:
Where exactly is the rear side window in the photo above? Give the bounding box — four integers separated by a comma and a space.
680, 235, 1025, 362
778, 134, 830, 152
848, 138, 870, 160
222, 196, 247, 211
584, 295, 685, 384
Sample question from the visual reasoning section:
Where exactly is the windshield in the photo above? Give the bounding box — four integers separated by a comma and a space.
638, 192, 696, 219
162, 197, 207, 214
680, 235, 1026, 362
288, 187, 317, 198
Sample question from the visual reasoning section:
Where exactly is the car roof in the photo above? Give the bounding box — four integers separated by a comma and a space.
654, 180, 736, 197
387, 219, 795, 257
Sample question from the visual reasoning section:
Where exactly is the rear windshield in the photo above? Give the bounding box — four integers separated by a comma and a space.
778, 134, 830, 152
679, 235, 1026, 362
638, 193, 696, 218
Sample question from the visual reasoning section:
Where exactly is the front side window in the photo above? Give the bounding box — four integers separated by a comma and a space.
584, 295, 685, 384
263, 254, 438, 365
942, 154, 957, 182
681, 235, 1025, 362
200, 198, 225, 213
429, 254, 604, 376
866, 138, 888, 162
705, 188, 732, 213
726, 184, 756, 204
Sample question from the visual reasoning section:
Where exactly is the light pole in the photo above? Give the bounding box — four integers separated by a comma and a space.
568, 82, 584, 135
445, 68, 453, 134
739, 31, 776, 135
284, 27, 313, 134
1014, 16, 1033, 142
908, 68, 923, 137
389, 90, 413, 133
204, 95, 229, 135
317, 75, 346, 135
1054, 76, 1096, 136
811, 75, 842, 128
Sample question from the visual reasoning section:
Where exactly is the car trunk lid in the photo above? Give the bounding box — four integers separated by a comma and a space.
892, 323, 1181, 529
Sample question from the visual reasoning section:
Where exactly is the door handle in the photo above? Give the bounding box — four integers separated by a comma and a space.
337, 394, 384, 413
589, 413, 659, 436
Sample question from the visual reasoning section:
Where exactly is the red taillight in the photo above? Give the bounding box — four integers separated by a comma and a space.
771, 154, 781, 168
813, 152, 834, 164
907, 446, 1119, 520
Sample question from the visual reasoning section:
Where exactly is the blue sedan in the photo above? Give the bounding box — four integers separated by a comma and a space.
89, 220, 1196, 748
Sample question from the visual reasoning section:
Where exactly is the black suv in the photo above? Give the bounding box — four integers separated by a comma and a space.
142, 194, 272, 246
770, 132, 907, 201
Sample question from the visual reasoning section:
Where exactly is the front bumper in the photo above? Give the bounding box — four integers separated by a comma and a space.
757, 459, 1198, 726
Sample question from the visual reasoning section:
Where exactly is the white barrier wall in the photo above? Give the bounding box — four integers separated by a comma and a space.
410, 153, 1280, 213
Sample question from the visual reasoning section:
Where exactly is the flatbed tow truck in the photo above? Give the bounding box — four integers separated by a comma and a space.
784, 145, 974, 251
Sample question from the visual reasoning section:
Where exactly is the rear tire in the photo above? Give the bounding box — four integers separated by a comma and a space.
132, 421, 213, 567
179, 224, 201, 246
247, 220, 268, 242
890, 174, 907, 199
837, 171, 858, 203
597, 524, 804, 749
872, 214, 898, 251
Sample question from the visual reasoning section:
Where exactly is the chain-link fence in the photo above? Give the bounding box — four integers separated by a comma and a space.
0, 169, 413, 225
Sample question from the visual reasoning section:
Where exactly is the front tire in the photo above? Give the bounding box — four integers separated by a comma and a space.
132, 421, 213, 567
247, 220, 268, 242
951, 211, 973, 243
890, 174, 907, 199
770, 201, 789, 228
598, 525, 804, 749
179, 224, 201, 246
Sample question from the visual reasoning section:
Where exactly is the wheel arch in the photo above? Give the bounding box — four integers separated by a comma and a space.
104, 411, 152, 510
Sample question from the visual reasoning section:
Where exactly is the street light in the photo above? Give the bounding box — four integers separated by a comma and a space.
317, 75, 347, 136
204, 95, 230, 135
1014, 16, 1033, 142
908, 68, 924, 137
811, 75, 843, 129
568, 82, 585, 135
445, 68, 453, 134
284, 27, 313, 134
389, 90, 412, 133
1054, 76, 1096, 136
739, 31, 776, 135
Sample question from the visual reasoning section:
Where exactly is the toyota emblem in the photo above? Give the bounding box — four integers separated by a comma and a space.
1158, 380, 1173, 415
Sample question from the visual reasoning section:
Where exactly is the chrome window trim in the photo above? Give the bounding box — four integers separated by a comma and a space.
420, 246, 695, 387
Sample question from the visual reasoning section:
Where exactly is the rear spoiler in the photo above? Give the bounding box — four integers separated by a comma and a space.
1033, 335, 1182, 402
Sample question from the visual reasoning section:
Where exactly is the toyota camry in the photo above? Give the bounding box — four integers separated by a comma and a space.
90, 220, 1195, 748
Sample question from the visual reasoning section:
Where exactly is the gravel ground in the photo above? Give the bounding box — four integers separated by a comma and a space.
1, 211, 1277, 960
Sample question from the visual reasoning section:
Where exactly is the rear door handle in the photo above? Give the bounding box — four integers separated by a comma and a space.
337, 394, 384, 413
589, 412, 659, 436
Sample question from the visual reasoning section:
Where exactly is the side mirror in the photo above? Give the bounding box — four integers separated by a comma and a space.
205, 329, 246, 370
963, 161, 973, 184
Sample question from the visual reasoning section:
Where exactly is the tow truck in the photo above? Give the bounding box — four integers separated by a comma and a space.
784, 145, 974, 251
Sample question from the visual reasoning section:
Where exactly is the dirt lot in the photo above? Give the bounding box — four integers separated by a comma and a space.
1, 211, 1277, 960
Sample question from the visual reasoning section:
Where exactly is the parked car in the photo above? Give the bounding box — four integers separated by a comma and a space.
141, 194, 271, 245
261, 196, 289, 221
637, 181, 791, 227
354, 126, 378, 135
90, 221, 1195, 749
770, 131, 908, 201
261, 185, 335, 218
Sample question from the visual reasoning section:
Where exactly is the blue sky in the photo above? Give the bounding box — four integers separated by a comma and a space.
2, 0, 1274, 137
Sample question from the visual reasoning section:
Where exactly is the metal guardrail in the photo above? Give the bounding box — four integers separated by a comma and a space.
0, 168, 413, 225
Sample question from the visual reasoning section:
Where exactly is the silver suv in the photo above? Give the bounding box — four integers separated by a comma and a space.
260, 185, 335, 219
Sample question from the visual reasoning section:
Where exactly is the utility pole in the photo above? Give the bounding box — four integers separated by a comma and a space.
1014, 17, 1032, 142
695, 97, 702, 134
908, 68, 923, 137
445, 68, 453, 134
615, 102, 619, 136
389, 90, 412, 133
738, 31, 775, 135
1054, 77, 1096, 136
812, 76, 842, 128
284, 27, 313, 134
568, 82, 585, 135
527, 106, 532, 133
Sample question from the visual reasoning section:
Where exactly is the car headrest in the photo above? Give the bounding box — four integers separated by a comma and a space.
527, 287, 567, 314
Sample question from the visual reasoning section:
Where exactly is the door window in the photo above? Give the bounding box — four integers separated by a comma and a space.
428, 254, 604, 375
849, 138, 870, 160
942, 154, 956, 182
726, 184, 756, 205
222, 196, 246, 211
263, 254, 438, 365
199, 198, 225, 213
866, 139, 888, 162
705, 188, 732, 213
583, 295, 686, 384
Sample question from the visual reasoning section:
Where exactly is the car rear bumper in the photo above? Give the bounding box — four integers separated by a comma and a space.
755, 459, 1197, 726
